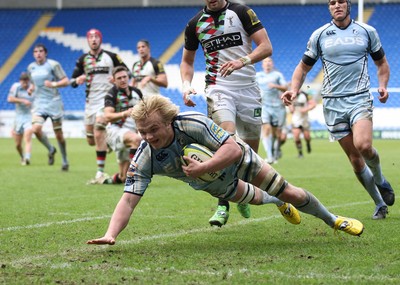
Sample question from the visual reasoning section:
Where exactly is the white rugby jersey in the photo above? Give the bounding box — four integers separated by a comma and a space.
71, 49, 128, 111
132, 57, 166, 97
184, 1, 264, 88
303, 19, 385, 98
291, 91, 310, 127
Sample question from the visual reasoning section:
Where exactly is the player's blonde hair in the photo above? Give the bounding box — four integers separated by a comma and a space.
131, 94, 179, 123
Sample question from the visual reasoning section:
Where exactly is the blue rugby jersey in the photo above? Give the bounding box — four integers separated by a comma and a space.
303, 19, 384, 98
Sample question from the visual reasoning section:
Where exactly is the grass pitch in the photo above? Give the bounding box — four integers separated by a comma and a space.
0, 138, 399, 284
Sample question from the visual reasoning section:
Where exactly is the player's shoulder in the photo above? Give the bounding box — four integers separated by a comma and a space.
227, 2, 249, 13
149, 57, 161, 65
102, 49, 120, 60
129, 86, 143, 99
353, 20, 377, 33
174, 111, 208, 125
132, 60, 141, 68
176, 111, 207, 120
9, 82, 20, 93
78, 52, 90, 60
11, 82, 20, 89
102, 49, 117, 56
272, 69, 284, 77
108, 84, 119, 93
187, 10, 203, 27
27, 61, 36, 70
310, 22, 333, 37
134, 141, 152, 161
47, 58, 62, 67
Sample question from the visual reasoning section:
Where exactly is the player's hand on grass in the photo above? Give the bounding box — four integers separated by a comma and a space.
86, 236, 116, 245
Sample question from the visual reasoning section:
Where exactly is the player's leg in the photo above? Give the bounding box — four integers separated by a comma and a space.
52, 117, 69, 171
323, 96, 389, 218
352, 119, 394, 206
339, 133, 388, 219
84, 110, 96, 148
105, 150, 130, 185
12, 129, 24, 163
261, 123, 274, 162
23, 122, 33, 164
123, 130, 142, 157
246, 162, 363, 236
107, 130, 141, 185
273, 108, 286, 161
303, 125, 312, 154
227, 179, 300, 225
236, 88, 288, 220
292, 126, 303, 158
94, 112, 108, 179
32, 114, 56, 163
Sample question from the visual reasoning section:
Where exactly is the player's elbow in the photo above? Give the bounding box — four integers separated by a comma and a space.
229, 144, 243, 162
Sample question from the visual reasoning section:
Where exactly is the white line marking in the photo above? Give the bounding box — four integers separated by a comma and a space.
0, 215, 111, 232
7, 200, 372, 268
0, 201, 370, 232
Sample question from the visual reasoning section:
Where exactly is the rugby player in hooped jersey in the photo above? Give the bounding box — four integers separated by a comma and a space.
180, 0, 292, 227
86, 95, 364, 246
71, 29, 130, 184
281, 0, 394, 219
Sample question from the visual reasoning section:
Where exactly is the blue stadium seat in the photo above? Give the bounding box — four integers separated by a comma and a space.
1, 4, 399, 112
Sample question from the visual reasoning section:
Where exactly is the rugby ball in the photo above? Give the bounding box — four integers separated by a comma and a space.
181, 143, 222, 182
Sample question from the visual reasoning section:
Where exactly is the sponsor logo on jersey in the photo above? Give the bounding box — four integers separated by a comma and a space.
324, 36, 364, 48
247, 9, 260, 26
326, 30, 336, 36
254, 108, 261, 118
227, 16, 234, 27
87, 66, 110, 75
125, 162, 138, 187
202, 32, 243, 53
210, 122, 225, 140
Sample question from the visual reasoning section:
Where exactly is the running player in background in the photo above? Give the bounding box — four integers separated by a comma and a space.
180, 0, 294, 227
131, 39, 168, 98
289, 90, 316, 158
7, 72, 34, 165
27, 43, 70, 171
281, 0, 394, 219
71, 28, 130, 183
256, 57, 288, 164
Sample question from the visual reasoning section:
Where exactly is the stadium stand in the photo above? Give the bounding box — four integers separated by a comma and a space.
0, 4, 399, 136
0, 10, 42, 68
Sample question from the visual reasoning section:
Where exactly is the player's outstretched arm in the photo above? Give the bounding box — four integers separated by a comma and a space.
86, 193, 142, 245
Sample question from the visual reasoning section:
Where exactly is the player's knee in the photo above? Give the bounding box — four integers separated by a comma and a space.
356, 141, 372, 157
237, 183, 256, 204
259, 167, 288, 197
94, 122, 107, 131
86, 132, 95, 145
